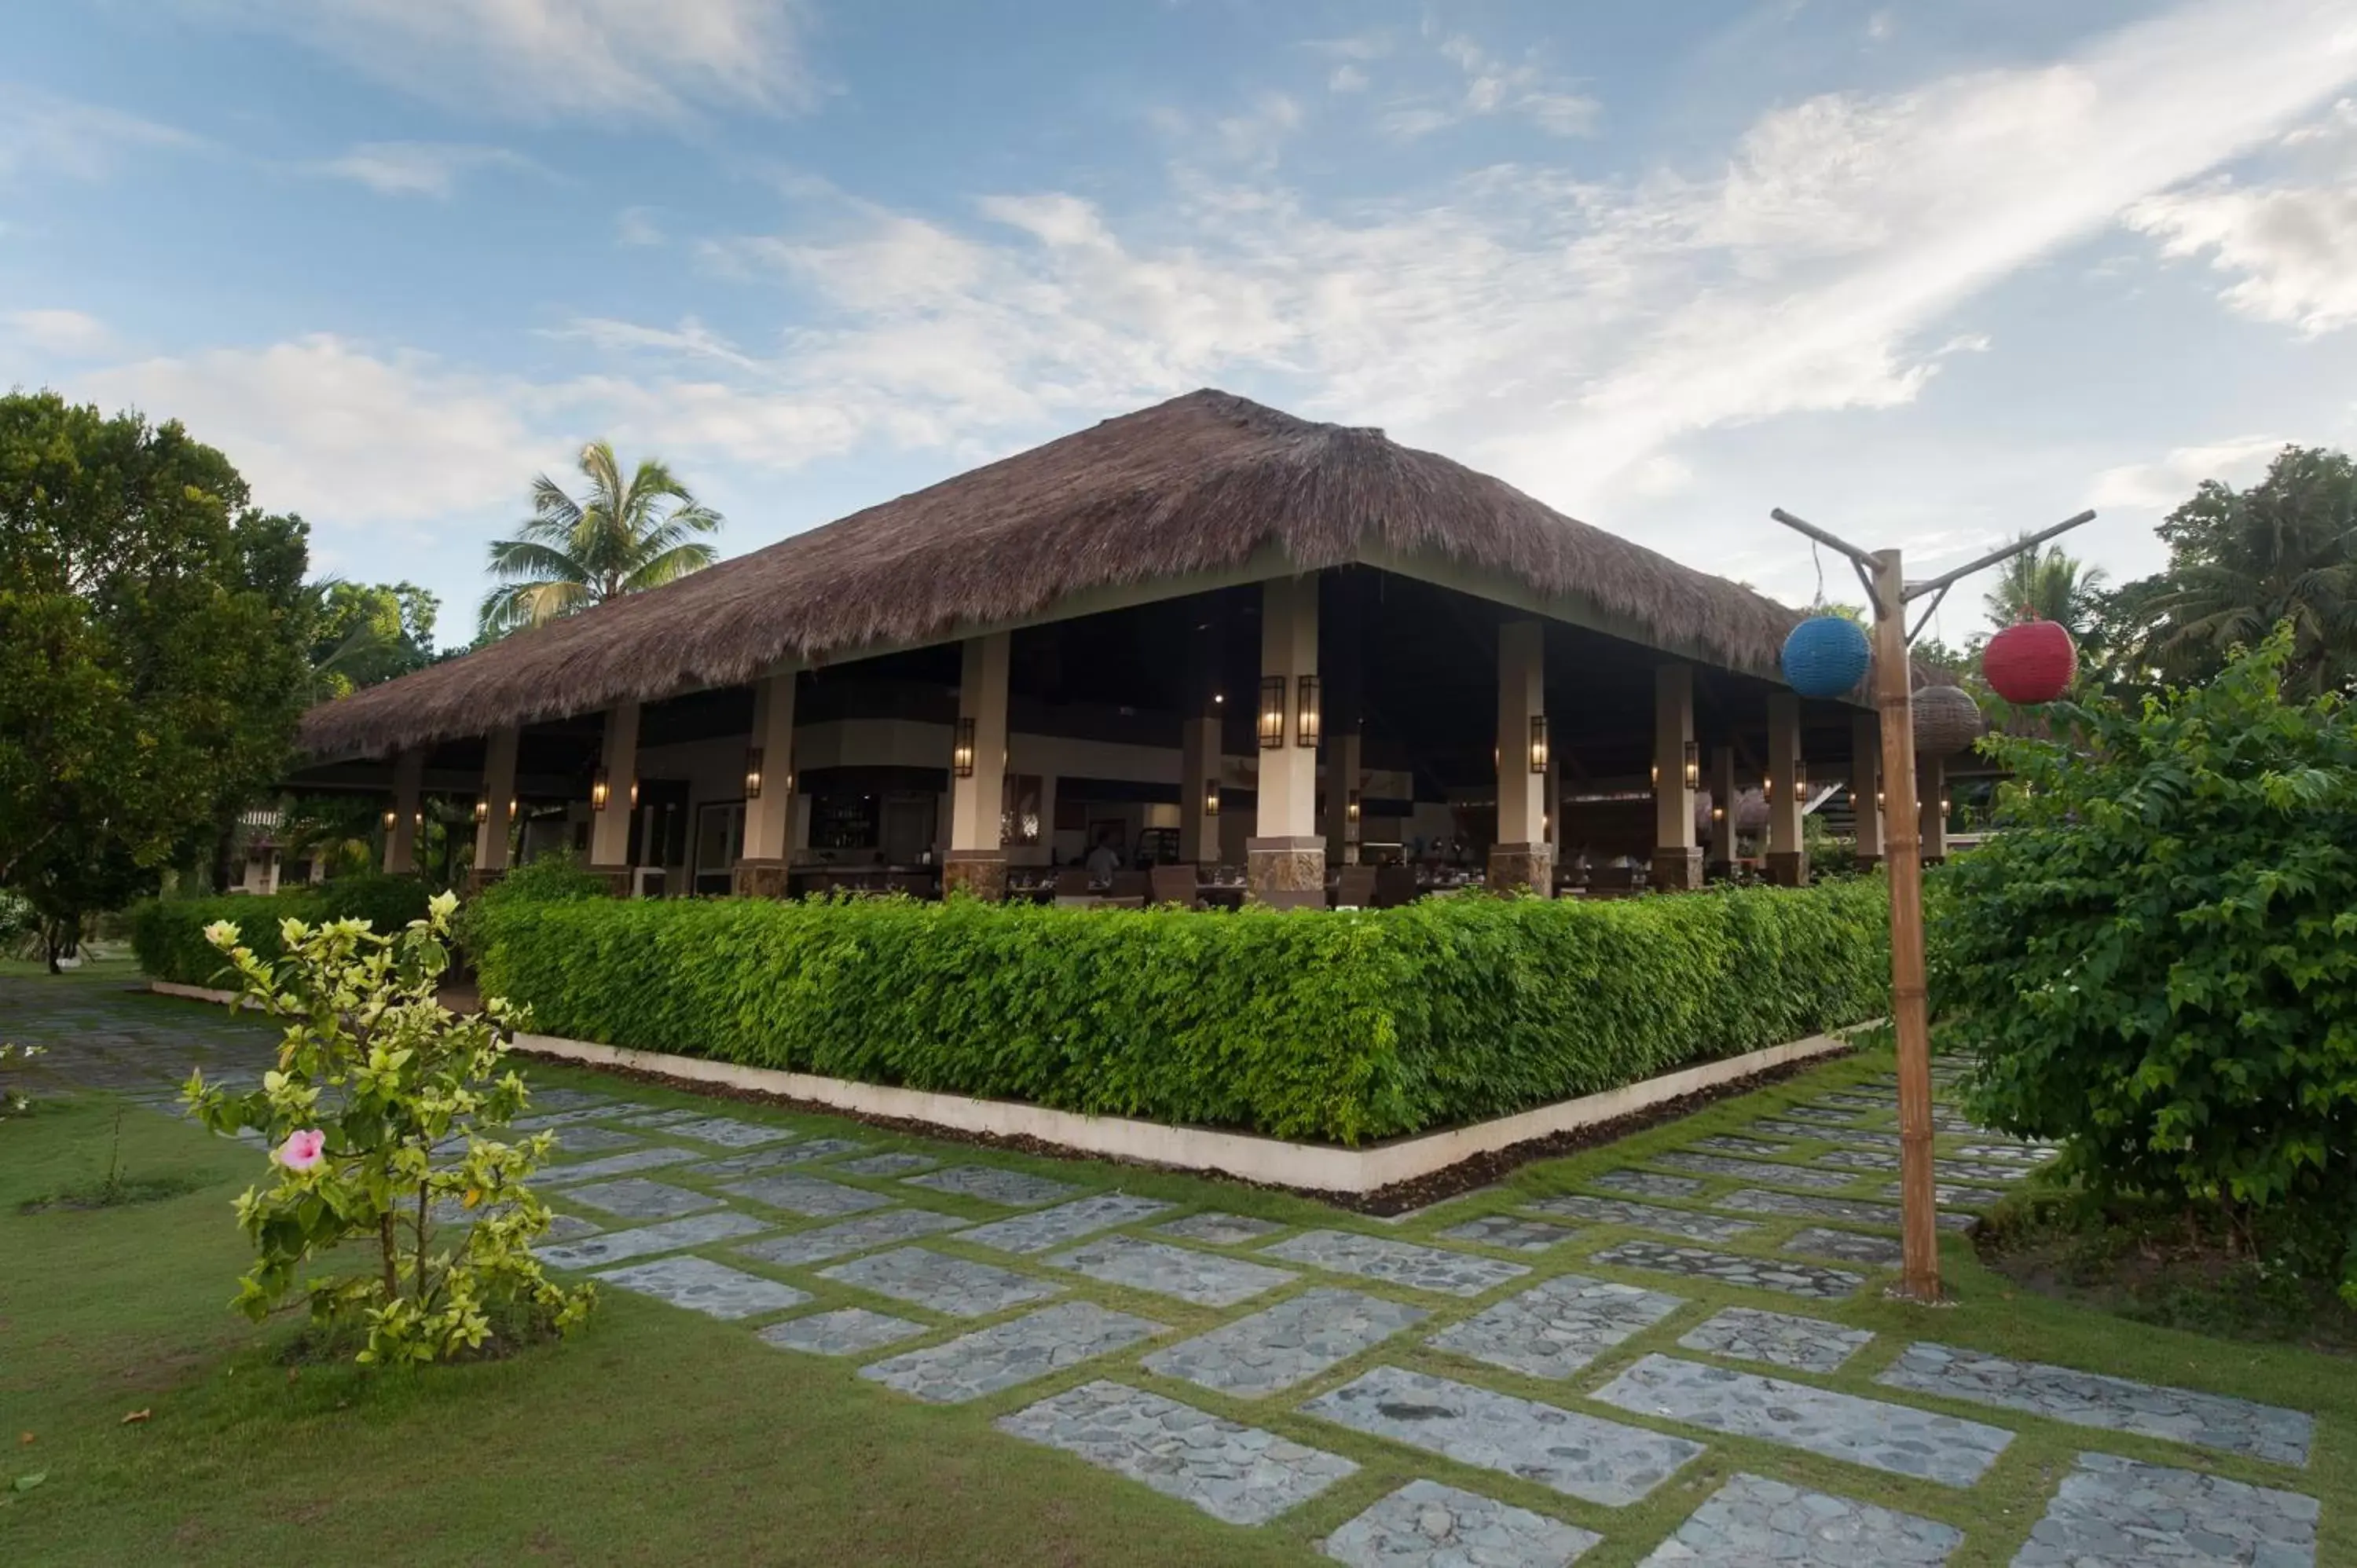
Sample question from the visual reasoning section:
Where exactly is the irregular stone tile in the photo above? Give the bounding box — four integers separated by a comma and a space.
1588, 1167, 1707, 1200
1516, 1193, 1761, 1244
1952, 1143, 2057, 1166
999, 1380, 1355, 1526
1637, 1471, 1963, 1566
1262, 1229, 1530, 1298
1875, 1181, 2008, 1209
1877, 1343, 2314, 1467
1677, 1306, 1874, 1374
662, 1116, 798, 1148
1048, 1234, 1298, 1307
518, 1087, 614, 1112
1714, 1187, 1973, 1232
511, 1107, 624, 1132
902, 1164, 1089, 1207
1303, 1365, 1704, 1508
537, 1211, 604, 1244
1817, 1091, 1897, 1111
784, 1137, 871, 1161
2011, 1452, 2320, 1567
535, 1145, 701, 1185
821, 1245, 1061, 1318
1818, 1148, 2031, 1185
1751, 1120, 1904, 1149
1142, 1288, 1431, 1398
959, 1194, 1176, 1255
687, 1146, 812, 1180
1593, 1354, 2011, 1489
537, 1210, 768, 1269
1324, 1478, 1600, 1567
1692, 1135, 1798, 1156
544, 1125, 643, 1156
1428, 1273, 1684, 1379
862, 1302, 1164, 1403
1153, 1211, 1288, 1247
721, 1173, 898, 1218
1772, 1105, 1867, 1125
832, 1152, 940, 1178
1648, 1152, 1860, 1190
1590, 1240, 1863, 1300
560, 1177, 720, 1222
613, 1107, 713, 1128
1780, 1227, 1904, 1267
594, 1255, 811, 1319
758, 1306, 928, 1357
735, 1208, 973, 1267
1435, 1215, 1582, 1253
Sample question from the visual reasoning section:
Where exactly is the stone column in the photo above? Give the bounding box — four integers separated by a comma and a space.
1850, 709, 1884, 866
1706, 744, 1738, 876
1766, 692, 1807, 886
1651, 665, 1700, 889
1545, 751, 1563, 852
1248, 575, 1322, 903
1490, 620, 1552, 896
471, 725, 519, 888
735, 669, 799, 898
944, 632, 1011, 899
1325, 728, 1363, 867
1919, 753, 1949, 864
383, 748, 423, 874
587, 699, 640, 892
1178, 713, 1220, 865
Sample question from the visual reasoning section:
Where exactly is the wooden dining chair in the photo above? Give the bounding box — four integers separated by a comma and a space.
1332, 865, 1378, 909
1149, 864, 1200, 907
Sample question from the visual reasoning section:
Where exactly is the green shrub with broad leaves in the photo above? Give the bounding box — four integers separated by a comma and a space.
452, 849, 611, 963
1930, 627, 2357, 1301
471, 880, 1887, 1145
182, 892, 596, 1365
130, 874, 434, 987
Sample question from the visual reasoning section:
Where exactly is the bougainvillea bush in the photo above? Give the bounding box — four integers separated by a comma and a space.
1931, 628, 2357, 1301
182, 893, 595, 1365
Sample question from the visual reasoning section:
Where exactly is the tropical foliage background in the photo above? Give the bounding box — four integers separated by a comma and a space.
476, 439, 724, 640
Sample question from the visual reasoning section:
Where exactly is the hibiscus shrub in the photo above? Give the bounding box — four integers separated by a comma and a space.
183, 892, 596, 1365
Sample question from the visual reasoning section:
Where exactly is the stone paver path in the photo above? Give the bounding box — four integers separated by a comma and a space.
1713, 1187, 1974, 1233
1047, 1234, 1298, 1306
1637, 1471, 1963, 1566
1587, 1168, 1706, 1200
661, 1116, 799, 1148
595, 1255, 811, 1319
1324, 1478, 1600, 1566
1516, 1194, 1759, 1244
1428, 1273, 1685, 1380
832, 1152, 940, 1178
687, 1146, 813, 1179
1589, 1240, 1862, 1300
903, 1164, 1087, 1206
959, 1193, 1176, 1254
537, 1145, 700, 1185
720, 1172, 897, 1217
563, 1176, 722, 1221
1593, 1354, 2013, 1489
537, 1211, 768, 1269
820, 1245, 1061, 1317
735, 1208, 972, 1266
2012, 1453, 2319, 1566
780, 1137, 871, 1160
544, 1125, 643, 1156
1780, 1227, 1903, 1267
1434, 1215, 1582, 1252
1675, 1306, 1874, 1374
1304, 1365, 1705, 1508
1878, 1343, 2314, 1467
862, 1301, 1164, 1403
757, 1306, 926, 1357
1153, 1211, 1288, 1247
1647, 1152, 1859, 1191
1263, 1229, 1531, 1297
1142, 1288, 1431, 1398
998, 1380, 1357, 1526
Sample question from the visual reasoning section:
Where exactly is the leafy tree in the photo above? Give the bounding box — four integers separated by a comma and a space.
2113, 445, 2355, 696
477, 439, 722, 639
310, 580, 438, 698
1981, 537, 2110, 636
0, 391, 312, 968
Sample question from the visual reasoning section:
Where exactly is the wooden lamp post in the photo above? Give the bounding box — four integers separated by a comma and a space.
1767, 506, 2095, 1302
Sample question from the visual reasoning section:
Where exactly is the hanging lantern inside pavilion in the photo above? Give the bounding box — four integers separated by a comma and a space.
1912, 683, 1986, 756
1780, 614, 1871, 698
1983, 619, 2077, 705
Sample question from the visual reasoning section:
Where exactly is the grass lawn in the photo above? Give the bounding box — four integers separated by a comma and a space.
4, 967, 2352, 1566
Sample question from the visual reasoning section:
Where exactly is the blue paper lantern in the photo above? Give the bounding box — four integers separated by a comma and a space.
1782, 614, 1871, 698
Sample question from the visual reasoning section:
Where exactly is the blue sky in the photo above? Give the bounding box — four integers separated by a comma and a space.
5, 0, 2355, 646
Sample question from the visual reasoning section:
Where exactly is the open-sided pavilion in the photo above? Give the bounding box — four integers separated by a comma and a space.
290, 390, 1923, 904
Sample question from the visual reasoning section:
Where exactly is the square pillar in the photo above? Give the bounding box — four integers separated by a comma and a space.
1178, 714, 1220, 864
588, 699, 640, 888
1545, 751, 1563, 852
734, 670, 798, 898
1851, 710, 1884, 866
1325, 729, 1363, 867
1490, 620, 1552, 896
1766, 692, 1807, 886
1919, 753, 1949, 864
945, 632, 1011, 899
1248, 575, 1322, 903
471, 725, 519, 886
1651, 665, 1700, 890
1706, 745, 1737, 874
383, 749, 423, 874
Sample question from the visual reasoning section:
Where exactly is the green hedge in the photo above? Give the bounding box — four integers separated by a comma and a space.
131, 874, 435, 987
471, 881, 1888, 1145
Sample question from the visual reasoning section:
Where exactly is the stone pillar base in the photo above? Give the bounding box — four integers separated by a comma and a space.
1487, 842, 1555, 898
1767, 850, 1811, 888
1651, 847, 1704, 891
731, 859, 794, 899
943, 850, 1008, 901
1246, 836, 1325, 907
585, 863, 632, 898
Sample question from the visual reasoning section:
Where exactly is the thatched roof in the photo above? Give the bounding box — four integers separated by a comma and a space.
300, 389, 1813, 760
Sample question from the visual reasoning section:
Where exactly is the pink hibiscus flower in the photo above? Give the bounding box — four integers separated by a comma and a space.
277, 1128, 327, 1172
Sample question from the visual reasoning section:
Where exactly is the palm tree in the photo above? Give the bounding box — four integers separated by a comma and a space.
477, 441, 723, 639
1981, 538, 2108, 639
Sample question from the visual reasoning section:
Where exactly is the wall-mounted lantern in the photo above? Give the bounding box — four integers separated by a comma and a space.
1527, 715, 1550, 775
1258, 676, 1287, 749
1683, 740, 1700, 792
1203, 777, 1222, 818
1295, 674, 1321, 747
473, 799, 488, 825
591, 768, 612, 811
742, 747, 764, 800
951, 717, 977, 778
382, 808, 397, 830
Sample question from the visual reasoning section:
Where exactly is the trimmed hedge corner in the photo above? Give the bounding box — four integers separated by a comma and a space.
131, 875, 434, 988
467, 882, 1888, 1145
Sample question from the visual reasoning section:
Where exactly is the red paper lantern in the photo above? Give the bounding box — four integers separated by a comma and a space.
1984, 619, 2077, 704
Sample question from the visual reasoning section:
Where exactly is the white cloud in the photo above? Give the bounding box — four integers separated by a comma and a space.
0, 88, 199, 181
2088, 434, 2287, 510
2124, 177, 2357, 333
6, 309, 115, 357
1329, 64, 1369, 94
617, 205, 665, 246
313, 141, 538, 197
192, 0, 814, 124
1381, 33, 1600, 141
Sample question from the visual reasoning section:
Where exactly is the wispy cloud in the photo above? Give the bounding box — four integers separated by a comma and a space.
5, 308, 115, 357
0, 87, 200, 181
2088, 434, 2288, 509
616, 205, 665, 246
312, 141, 541, 197
1380, 31, 1599, 141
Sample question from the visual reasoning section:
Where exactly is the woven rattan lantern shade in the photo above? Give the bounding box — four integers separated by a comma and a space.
1912, 683, 1985, 755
